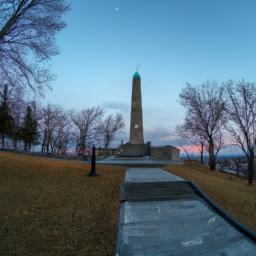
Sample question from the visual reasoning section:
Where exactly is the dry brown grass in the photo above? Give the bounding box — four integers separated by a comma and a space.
0, 151, 126, 256
164, 163, 256, 232
1, 152, 255, 255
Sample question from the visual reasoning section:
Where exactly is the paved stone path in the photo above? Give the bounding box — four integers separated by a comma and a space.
115, 168, 256, 256
125, 167, 183, 183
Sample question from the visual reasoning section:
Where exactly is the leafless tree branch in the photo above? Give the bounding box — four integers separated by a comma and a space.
0, 0, 69, 93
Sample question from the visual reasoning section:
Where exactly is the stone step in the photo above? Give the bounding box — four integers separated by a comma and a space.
120, 181, 197, 202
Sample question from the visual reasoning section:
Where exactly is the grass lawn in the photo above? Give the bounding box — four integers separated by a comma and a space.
0, 151, 126, 256
164, 163, 256, 232
1, 152, 256, 255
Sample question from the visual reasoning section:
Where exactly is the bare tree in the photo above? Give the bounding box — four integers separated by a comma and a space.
51, 111, 73, 155
0, 0, 69, 93
99, 113, 125, 152
39, 104, 61, 154
225, 80, 256, 185
70, 107, 103, 156
233, 157, 246, 177
179, 81, 226, 170
176, 124, 206, 164
176, 125, 193, 161
213, 130, 225, 158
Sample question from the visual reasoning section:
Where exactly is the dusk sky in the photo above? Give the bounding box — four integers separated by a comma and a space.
47, 0, 256, 146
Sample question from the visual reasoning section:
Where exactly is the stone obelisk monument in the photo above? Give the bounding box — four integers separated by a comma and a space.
130, 72, 144, 144
116, 71, 180, 159
116, 71, 180, 160
117, 71, 148, 157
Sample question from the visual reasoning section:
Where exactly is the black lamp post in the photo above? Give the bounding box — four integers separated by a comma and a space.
87, 146, 98, 176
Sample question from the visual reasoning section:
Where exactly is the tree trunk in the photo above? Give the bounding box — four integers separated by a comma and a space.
200, 143, 204, 165
50, 143, 54, 154
41, 132, 46, 153
46, 134, 50, 154
46, 142, 49, 154
105, 143, 109, 156
13, 138, 17, 150
208, 137, 216, 170
248, 149, 254, 185
184, 149, 191, 161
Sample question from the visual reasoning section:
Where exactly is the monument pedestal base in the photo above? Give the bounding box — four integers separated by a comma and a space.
116, 143, 150, 158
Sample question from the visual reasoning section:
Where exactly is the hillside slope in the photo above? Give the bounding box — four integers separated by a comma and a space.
0, 151, 126, 256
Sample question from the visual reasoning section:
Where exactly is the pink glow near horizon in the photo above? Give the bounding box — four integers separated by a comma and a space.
178, 145, 202, 154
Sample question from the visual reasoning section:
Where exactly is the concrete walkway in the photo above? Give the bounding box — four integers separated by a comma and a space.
125, 167, 183, 183
115, 168, 256, 256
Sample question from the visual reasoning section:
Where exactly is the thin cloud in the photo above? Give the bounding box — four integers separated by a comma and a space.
102, 101, 129, 113
144, 128, 179, 146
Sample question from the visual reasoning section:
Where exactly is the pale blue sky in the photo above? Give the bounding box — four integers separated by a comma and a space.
47, 0, 256, 145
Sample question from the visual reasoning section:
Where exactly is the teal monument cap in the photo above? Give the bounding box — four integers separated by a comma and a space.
133, 72, 141, 79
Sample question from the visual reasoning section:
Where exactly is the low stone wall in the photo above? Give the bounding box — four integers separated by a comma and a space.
151, 146, 180, 161
96, 148, 115, 156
